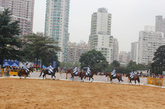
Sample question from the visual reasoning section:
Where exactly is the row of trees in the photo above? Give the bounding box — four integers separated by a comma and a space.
0, 9, 60, 66
78, 49, 149, 73
78, 46, 165, 74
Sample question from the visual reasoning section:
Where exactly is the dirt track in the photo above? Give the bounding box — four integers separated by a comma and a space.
0, 78, 165, 109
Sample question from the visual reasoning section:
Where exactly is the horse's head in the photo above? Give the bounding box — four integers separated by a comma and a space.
29, 67, 34, 72
126, 73, 130, 77
91, 70, 98, 75
53, 68, 58, 72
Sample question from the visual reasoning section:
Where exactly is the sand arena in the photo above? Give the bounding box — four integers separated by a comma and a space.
0, 78, 165, 109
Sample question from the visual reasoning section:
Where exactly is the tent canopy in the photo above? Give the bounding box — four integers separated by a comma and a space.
11, 63, 19, 67
3, 62, 10, 67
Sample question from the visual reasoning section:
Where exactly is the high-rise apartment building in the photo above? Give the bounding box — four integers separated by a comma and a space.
0, 0, 35, 36
67, 41, 89, 63
45, 0, 70, 62
155, 16, 165, 36
138, 30, 164, 65
131, 42, 138, 63
119, 51, 131, 65
112, 38, 119, 61
89, 8, 118, 64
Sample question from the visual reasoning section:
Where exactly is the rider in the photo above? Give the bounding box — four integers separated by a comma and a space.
73, 67, 78, 75
48, 64, 53, 74
24, 63, 29, 73
86, 66, 91, 76
130, 69, 135, 79
111, 68, 116, 77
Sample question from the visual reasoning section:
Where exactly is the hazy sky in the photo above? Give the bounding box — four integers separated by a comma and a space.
33, 0, 165, 52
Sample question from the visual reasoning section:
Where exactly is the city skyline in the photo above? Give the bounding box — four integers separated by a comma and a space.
33, 0, 165, 52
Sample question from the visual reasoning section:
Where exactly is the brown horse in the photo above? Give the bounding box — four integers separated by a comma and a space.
81, 70, 97, 82
66, 69, 83, 81
126, 74, 140, 84
39, 68, 58, 80
106, 72, 123, 83
18, 67, 34, 79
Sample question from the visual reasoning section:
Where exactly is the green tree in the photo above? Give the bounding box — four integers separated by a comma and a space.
79, 49, 108, 72
0, 9, 22, 65
111, 60, 120, 68
152, 45, 165, 74
22, 34, 60, 66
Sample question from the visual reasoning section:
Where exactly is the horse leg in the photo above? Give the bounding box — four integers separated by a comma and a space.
92, 76, 94, 82
52, 73, 55, 80
118, 78, 120, 84
130, 79, 132, 84
137, 77, 140, 85
18, 72, 21, 79
110, 77, 112, 83
43, 74, 45, 80
72, 75, 74, 81
135, 80, 136, 85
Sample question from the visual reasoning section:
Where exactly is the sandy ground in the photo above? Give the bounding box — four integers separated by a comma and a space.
0, 78, 165, 109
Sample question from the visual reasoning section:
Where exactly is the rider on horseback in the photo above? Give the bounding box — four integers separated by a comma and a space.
24, 63, 29, 73
73, 67, 78, 75
48, 64, 53, 74
130, 69, 135, 79
111, 68, 116, 77
86, 66, 91, 76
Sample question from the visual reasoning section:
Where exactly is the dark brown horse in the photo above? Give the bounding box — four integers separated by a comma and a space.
105, 72, 123, 83
66, 69, 83, 80
39, 68, 58, 80
126, 74, 140, 84
81, 70, 97, 82
18, 67, 34, 79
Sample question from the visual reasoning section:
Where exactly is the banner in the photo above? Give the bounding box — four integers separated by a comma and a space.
3, 59, 19, 67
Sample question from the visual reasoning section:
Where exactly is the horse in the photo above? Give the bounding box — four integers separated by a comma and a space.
66, 69, 83, 81
18, 67, 34, 79
39, 68, 58, 80
126, 74, 140, 84
106, 72, 123, 83
81, 70, 97, 82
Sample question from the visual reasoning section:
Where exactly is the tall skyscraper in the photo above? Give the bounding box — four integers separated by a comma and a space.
0, 0, 35, 36
131, 42, 139, 63
45, 0, 70, 62
155, 16, 165, 36
112, 38, 119, 61
89, 8, 118, 64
